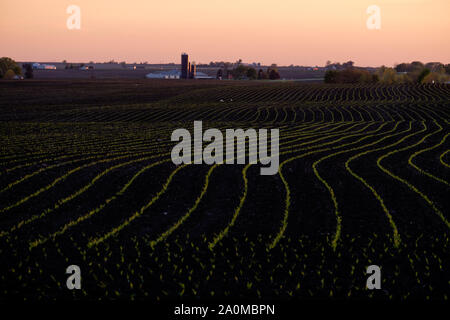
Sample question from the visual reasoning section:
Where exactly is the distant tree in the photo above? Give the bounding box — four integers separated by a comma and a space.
232, 65, 248, 79
3, 69, 16, 80
417, 68, 431, 83
268, 68, 280, 80
410, 61, 424, 71
342, 61, 354, 69
395, 63, 409, 72
378, 67, 397, 84
425, 62, 443, 72
325, 68, 378, 84
0, 57, 21, 78
246, 67, 257, 80
445, 64, 450, 75
336, 68, 359, 83
371, 74, 380, 83
216, 69, 223, 79
377, 62, 449, 83
395, 61, 426, 73
22, 63, 34, 79
324, 70, 338, 83
258, 69, 268, 80
325, 61, 352, 70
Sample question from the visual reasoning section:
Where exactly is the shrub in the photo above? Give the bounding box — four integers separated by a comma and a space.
417, 69, 431, 83
258, 69, 268, 80
421, 72, 449, 83
325, 68, 378, 84
246, 67, 257, 80
378, 67, 397, 84
3, 69, 16, 80
324, 70, 338, 83
231, 65, 249, 79
22, 63, 34, 79
0, 57, 21, 78
268, 68, 280, 80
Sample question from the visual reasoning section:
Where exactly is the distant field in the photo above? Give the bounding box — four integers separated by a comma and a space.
0, 80, 449, 300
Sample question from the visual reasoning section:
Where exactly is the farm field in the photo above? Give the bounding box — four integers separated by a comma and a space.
0, 80, 449, 301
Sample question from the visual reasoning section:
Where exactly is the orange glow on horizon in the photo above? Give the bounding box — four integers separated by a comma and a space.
1, 0, 449, 66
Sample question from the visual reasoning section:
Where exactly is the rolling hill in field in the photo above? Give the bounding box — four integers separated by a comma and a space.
0, 80, 449, 300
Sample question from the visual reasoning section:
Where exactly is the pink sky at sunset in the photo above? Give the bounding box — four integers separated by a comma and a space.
1, 0, 449, 66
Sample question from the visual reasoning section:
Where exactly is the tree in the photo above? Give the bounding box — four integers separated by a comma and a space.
410, 61, 424, 71
371, 74, 380, 83
425, 62, 443, 72
417, 68, 431, 83
231, 65, 248, 79
0, 57, 21, 78
246, 67, 257, 80
258, 69, 268, 80
216, 69, 223, 79
324, 70, 338, 83
342, 61, 354, 69
3, 69, 16, 80
22, 63, 34, 79
445, 64, 450, 75
421, 71, 450, 83
379, 67, 397, 84
325, 68, 378, 84
268, 68, 280, 80
395, 63, 409, 72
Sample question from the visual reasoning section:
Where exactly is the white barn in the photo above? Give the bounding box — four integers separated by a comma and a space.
145, 70, 213, 79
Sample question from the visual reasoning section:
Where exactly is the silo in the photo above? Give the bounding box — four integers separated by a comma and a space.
190, 63, 196, 79
181, 53, 189, 79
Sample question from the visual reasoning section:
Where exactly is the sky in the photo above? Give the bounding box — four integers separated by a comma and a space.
1, 0, 449, 67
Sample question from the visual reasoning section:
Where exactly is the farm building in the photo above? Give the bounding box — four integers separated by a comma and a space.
146, 70, 180, 79
32, 63, 56, 70
194, 72, 214, 79
145, 70, 213, 79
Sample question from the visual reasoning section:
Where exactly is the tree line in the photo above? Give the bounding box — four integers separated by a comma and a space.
216, 64, 280, 80
325, 61, 450, 84
0, 57, 35, 79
